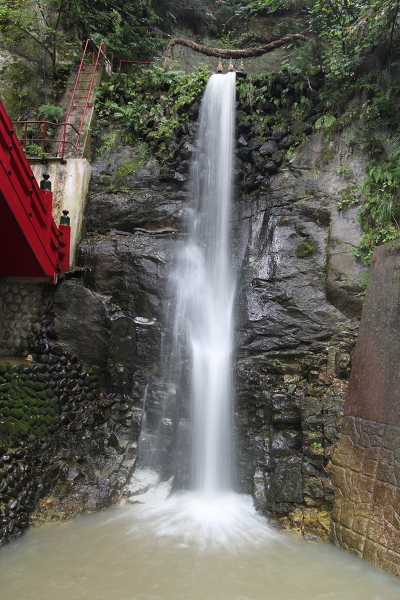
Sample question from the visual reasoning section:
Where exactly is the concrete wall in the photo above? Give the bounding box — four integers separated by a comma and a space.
32, 159, 92, 266
331, 240, 400, 577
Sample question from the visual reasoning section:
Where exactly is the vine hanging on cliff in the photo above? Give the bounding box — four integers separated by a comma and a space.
162, 34, 309, 70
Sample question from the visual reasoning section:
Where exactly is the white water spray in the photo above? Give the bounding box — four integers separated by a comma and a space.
174, 71, 236, 495
129, 71, 278, 547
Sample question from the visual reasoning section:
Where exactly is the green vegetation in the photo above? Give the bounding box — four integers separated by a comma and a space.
240, 0, 400, 261
297, 237, 315, 258
273, 358, 284, 370
355, 145, 400, 262
0, 362, 60, 447
0, 0, 77, 80
95, 65, 210, 160
0, 0, 163, 79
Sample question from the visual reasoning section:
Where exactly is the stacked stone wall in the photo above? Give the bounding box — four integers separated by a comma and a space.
0, 280, 48, 357
331, 415, 400, 577
330, 240, 400, 577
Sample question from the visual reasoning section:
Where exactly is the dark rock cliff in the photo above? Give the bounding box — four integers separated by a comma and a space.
1, 73, 368, 544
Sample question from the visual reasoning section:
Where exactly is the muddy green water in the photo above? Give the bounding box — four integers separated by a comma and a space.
0, 494, 399, 600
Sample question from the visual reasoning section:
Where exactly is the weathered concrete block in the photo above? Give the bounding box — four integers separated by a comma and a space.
371, 480, 397, 507
362, 457, 379, 478
382, 424, 400, 451
376, 457, 397, 485
352, 514, 369, 537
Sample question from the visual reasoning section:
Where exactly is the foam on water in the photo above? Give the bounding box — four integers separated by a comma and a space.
132, 491, 280, 551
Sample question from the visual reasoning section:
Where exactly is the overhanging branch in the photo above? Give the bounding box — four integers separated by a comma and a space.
163, 34, 309, 71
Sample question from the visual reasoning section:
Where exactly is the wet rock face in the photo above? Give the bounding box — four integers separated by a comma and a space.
52, 282, 110, 370
74, 74, 364, 531
79, 233, 176, 321
0, 72, 367, 543
0, 316, 141, 545
0, 447, 35, 541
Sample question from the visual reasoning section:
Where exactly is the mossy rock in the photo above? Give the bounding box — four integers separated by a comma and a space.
297, 237, 315, 258
33, 382, 46, 391
23, 396, 35, 406
0, 383, 11, 393
7, 420, 29, 437
10, 408, 23, 419
0, 363, 9, 375
32, 425, 47, 438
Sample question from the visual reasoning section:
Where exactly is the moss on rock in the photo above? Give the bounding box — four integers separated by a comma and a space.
0, 361, 60, 447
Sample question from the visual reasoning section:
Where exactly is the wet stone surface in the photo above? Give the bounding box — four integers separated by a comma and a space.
0, 71, 369, 545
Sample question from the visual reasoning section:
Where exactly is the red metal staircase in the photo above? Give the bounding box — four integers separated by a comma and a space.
57, 40, 107, 158
0, 98, 70, 282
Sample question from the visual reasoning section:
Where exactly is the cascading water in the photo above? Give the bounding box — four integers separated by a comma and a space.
173, 71, 236, 496
125, 71, 279, 545
130, 70, 278, 546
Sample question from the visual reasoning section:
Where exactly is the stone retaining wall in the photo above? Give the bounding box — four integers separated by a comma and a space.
330, 240, 400, 578
0, 281, 48, 357
331, 415, 400, 577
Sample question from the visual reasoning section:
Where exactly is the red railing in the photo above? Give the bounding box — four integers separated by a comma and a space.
13, 120, 80, 163
12, 41, 152, 162
116, 59, 153, 72
57, 39, 108, 158
0, 98, 70, 280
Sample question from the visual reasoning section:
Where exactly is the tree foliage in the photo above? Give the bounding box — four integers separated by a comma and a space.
0, 0, 72, 79
95, 65, 210, 162
0, 0, 164, 81
72, 0, 163, 60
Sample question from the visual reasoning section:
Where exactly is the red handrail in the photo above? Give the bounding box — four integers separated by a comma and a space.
57, 39, 107, 158
11, 42, 151, 162
13, 120, 80, 163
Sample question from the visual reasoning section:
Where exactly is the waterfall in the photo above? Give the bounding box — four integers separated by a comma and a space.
126, 72, 278, 548
173, 71, 236, 495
